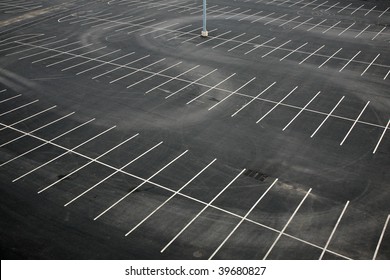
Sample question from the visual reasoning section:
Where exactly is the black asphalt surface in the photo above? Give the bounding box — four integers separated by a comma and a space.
0, 0, 389, 260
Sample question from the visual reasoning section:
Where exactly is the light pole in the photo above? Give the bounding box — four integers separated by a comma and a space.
201, 0, 208, 37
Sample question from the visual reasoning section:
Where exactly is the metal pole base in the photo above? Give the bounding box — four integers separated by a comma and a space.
201, 30, 208, 38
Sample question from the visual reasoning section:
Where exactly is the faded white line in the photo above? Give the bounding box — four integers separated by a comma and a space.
208, 77, 256, 111
93, 149, 188, 220
38, 133, 140, 193
209, 178, 278, 260
263, 189, 312, 260
186, 73, 236, 105
283, 91, 320, 131
125, 158, 217, 237
256, 86, 298, 123
12, 126, 116, 182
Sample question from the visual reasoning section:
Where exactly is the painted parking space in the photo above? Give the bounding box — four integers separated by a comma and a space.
0, 0, 389, 260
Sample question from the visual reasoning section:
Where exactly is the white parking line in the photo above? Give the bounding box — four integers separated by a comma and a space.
160, 168, 246, 253
289, 0, 304, 7
146, 65, 200, 94
232, 82, 276, 117
62, 49, 120, 72
228, 35, 260, 52
5, 37, 62, 56
69, 12, 112, 25
261, 40, 291, 58
384, 70, 390, 80
64, 141, 163, 206
373, 215, 390, 259
280, 42, 307, 61
154, 24, 193, 39
372, 27, 386, 40
263, 189, 312, 260
125, 19, 159, 34
0, 94, 22, 104
140, 22, 179, 36
301, 0, 317, 9
165, 68, 218, 99
91, 15, 136, 28
351, 4, 364, 15
379, 7, 389, 18
337, 3, 352, 13
354, 24, 371, 38
167, 26, 200, 41
76, 52, 135, 75
0, 112, 75, 148
279, 16, 300, 27
186, 73, 236, 105
307, 19, 327, 31
38, 133, 140, 194
277, 0, 290, 6
124, 158, 217, 237
196, 31, 232, 46
127, 61, 182, 88
124, 20, 165, 35
325, 2, 339, 12
318, 48, 342, 68
292, 17, 313, 29
313, 1, 327, 10
92, 54, 150, 79
208, 77, 256, 111
109, 58, 166, 84
244, 37, 276, 55
215, 7, 240, 18
46, 45, 105, 67
310, 96, 344, 138
182, 28, 218, 43
226, 9, 251, 20
103, 16, 145, 31
3, 36, 57, 54
339, 51, 361, 72
0, 118, 95, 167
283, 91, 320, 131
340, 101, 370, 146
264, 14, 287, 25
12, 126, 117, 182
254, 88, 296, 125
239, 11, 263, 22
32, 43, 95, 64
251, 12, 275, 24
0, 115, 353, 260
338, 23, 355, 36
361, 54, 380, 76
364, 6, 376, 16
373, 119, 389, 154
0, 99, 39, 117
208, 6, 230, 16
319, 201, 349, 260
212, 33, 246, 49
322, 21, 341, 33
93, 149, 188, 220
18, 40, 78, 60
209, 178, 278, 260
0, 105, 56, 133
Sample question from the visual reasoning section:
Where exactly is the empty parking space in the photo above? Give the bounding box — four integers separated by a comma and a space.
0, 0, 389, 260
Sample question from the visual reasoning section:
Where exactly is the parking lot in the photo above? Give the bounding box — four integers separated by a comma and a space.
0, 0, 389, 260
